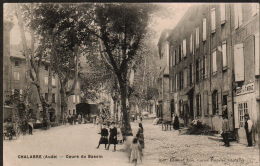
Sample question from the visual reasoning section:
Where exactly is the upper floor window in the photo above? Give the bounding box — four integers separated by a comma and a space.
220, 4, 226, 24
183, 39, 187, 57
44, 65, 48, 71
172, 49, 176, 66
196, 94, 202, 116
72, 95, 76, 103
13, 71, 20, 81
189, 64, 193, 85
212, 50, 217, 74
15, 60, 20, 67
202, 18, 207, 41
255, 33, 260, 75
175, 74, 178, 91
44, 76, 48, 85
196, 27, 200, 48
211, 8, 216, 33
222, 41, 227, 69
52, 93, 56, 103
179, 45, 182, 61
212, 90, 218, 115
234, 4, 243, 29
196, 59, 200, 83
52, 77, 56, 86
179, 71, 184, 90
190, 34, 193, 54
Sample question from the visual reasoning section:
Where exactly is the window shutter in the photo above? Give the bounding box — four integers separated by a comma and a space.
222, 41, 227, 68
52, 77, 56, 86
255, 33, 260, 75
220, 4, 226, 23
211, 8, 216, 32
173, 49, 175, 66
212, 51, 217, 73
44, 76, 48, 85
190, 34, 193, 54
203, 18, 207, 41
183, 39, 187, 57
234, 44, 244, 81
234, 4, 239, 29
204, 56, 208, 78
196, 27, 199, 48
234, 103, 239, 128
238, 4, 243, 27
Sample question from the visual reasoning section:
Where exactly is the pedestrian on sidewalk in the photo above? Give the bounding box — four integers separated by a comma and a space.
173, 115, 180, 130
136, 123, 144, 149
244, 113, 253, 147
221, 109, 230, 147
106, 122, 117, 152
129, 137, 142, 166
28, 118, 34, 135
97, 123, 109, 149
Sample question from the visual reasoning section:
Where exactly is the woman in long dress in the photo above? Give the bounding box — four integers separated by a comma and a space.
136, 123, 144, 149
130, 137, 142, 166
96, 123, 109, 149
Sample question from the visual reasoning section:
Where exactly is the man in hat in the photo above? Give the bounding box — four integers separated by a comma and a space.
221, 106, 230, 147
244, 113, 253, 147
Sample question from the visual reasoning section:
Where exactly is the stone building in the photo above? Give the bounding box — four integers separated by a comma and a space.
161, 3, 259, 142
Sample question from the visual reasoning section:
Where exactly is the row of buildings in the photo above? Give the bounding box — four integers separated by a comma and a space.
3, 20, 82, 122
157, 3, 259, 144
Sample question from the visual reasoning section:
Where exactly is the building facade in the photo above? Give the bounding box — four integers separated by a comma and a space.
162, 3, 259, 142
157, 30, 172, 121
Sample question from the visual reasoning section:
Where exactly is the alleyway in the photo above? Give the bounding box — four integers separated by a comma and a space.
4, 120, 259, 166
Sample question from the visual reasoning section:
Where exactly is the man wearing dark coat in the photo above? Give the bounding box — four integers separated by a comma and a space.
244, 113, 253, 147
106, 122, 117, 151
97, 123, 109, 149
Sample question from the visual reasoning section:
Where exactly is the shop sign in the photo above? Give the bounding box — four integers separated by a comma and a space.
236, 83, 254, 96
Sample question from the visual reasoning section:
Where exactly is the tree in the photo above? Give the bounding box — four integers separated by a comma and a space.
92, 4, 156, 135
22, 4, 94, 121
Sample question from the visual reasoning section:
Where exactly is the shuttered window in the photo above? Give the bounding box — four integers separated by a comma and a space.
234, 4, 243, 29
44, 76, 48, 85
211, 8, 216, 32
190, 34, 193, 54
52, 77, 56, 86
220, 4, 226, 24
234, 44, 244, 81
212, 51, 217, 73
203, 18, 207, 41
222, 41, 227, 68
196, 27, 199, 48
183, 39, 187, 57
255, 33, 260, 75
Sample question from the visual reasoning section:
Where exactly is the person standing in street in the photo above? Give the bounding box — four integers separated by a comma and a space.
28, 118, 34, 135
136, 123, 144, 149
106, 122, 117, 152
129, 137, 142, 166
221, 111, 230, 147
173, 115, 180, 130
96, 123, 109, 149
244, 113, 253, 147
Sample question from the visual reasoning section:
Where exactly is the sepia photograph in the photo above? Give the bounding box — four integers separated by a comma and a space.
2, 2, 260, 166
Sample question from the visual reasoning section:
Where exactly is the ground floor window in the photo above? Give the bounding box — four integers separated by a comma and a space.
196, 94, 201, 116
212, 90, 218, 115
238, 102, 248, 127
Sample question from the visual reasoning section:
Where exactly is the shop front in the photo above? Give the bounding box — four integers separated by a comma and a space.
234, 82, 258, 144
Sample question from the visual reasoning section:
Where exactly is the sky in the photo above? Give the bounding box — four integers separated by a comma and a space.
6, 3, 191, 46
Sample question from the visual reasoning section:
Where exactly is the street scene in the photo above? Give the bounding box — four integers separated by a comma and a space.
3, 3, 260, 166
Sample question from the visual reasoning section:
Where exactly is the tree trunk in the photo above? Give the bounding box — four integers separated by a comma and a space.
119, 81, 132, 136
60, 82, 68, 123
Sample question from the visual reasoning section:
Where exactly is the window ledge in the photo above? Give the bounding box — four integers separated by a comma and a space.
222, 66, 228, 71
221, 20, 226, 25
211, 29, 216, 34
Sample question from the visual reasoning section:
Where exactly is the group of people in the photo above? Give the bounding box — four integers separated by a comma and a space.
221, 105, 254, 147
96, 122, 145, 166
96, 122, 123, 151
66, 113, 84, 125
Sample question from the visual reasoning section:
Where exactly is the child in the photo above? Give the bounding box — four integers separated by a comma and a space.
106, 122, 117, 151
130, 137, 142, 166
96, 123, 109, 149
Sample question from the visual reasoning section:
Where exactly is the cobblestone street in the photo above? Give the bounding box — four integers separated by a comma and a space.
4, 120, 259, 166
